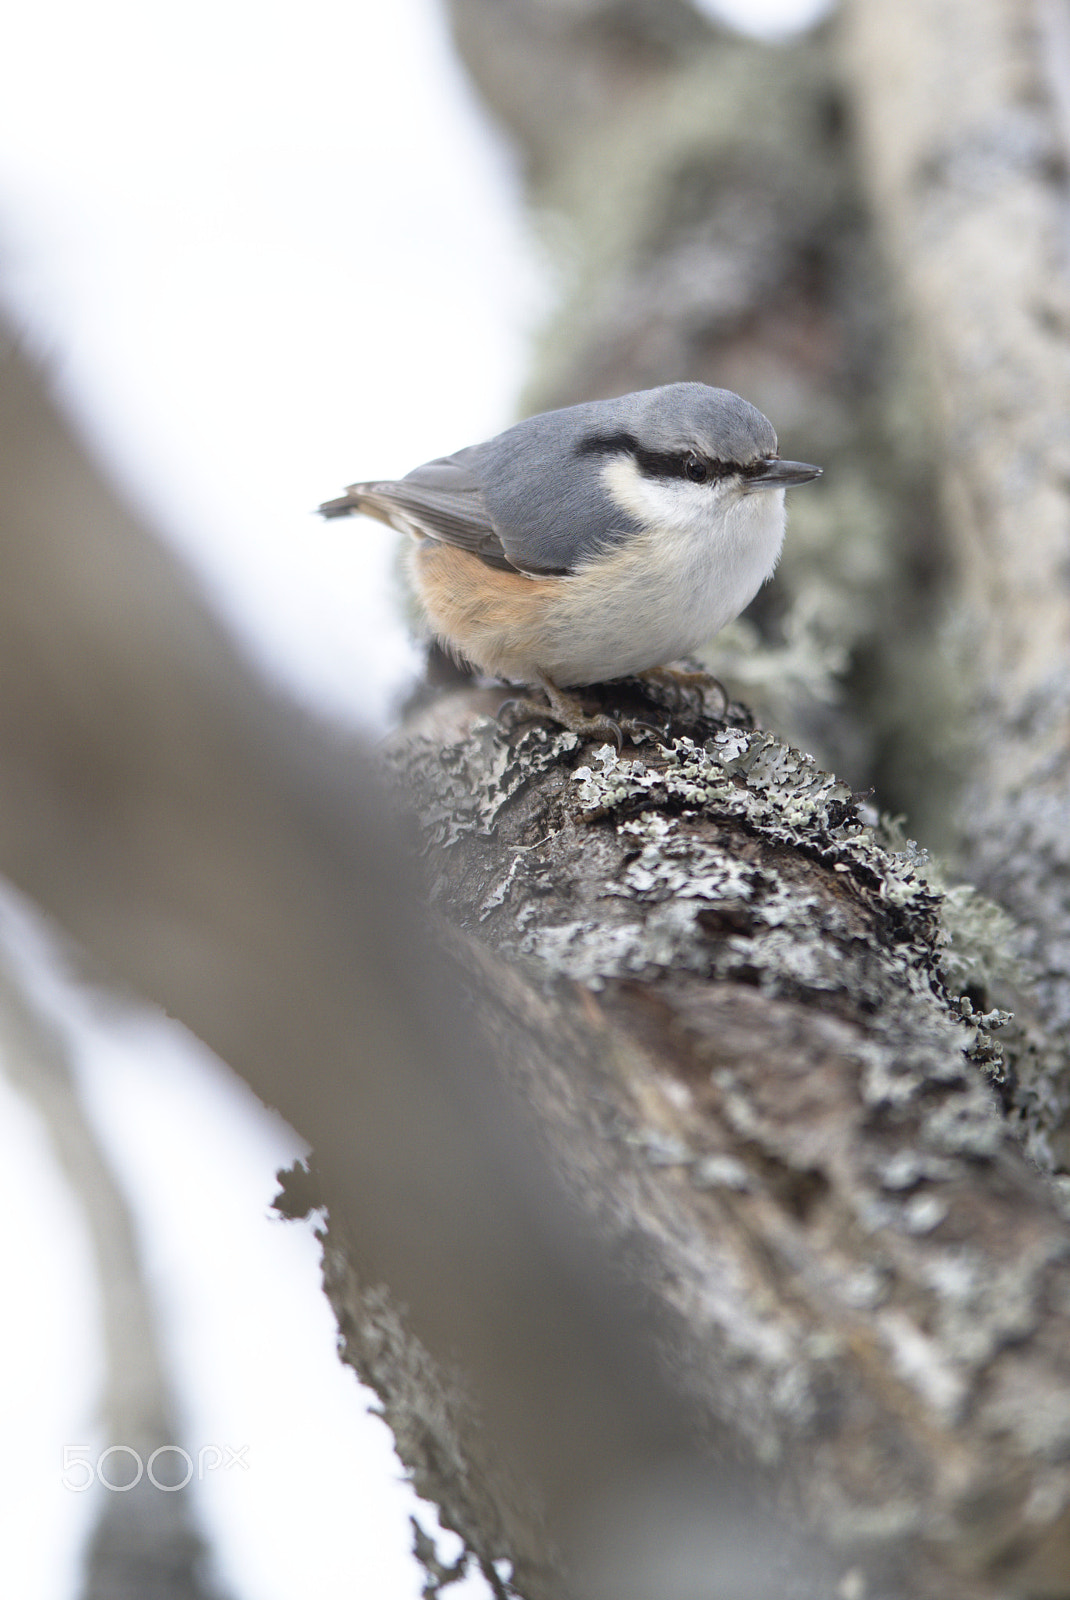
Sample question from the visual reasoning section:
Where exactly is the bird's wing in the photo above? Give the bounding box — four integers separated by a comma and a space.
319, 449, 520, 573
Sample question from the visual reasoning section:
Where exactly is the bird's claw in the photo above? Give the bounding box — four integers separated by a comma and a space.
497, 684, 624, 750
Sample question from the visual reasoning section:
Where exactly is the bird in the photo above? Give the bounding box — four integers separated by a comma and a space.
320, 382, 821, 741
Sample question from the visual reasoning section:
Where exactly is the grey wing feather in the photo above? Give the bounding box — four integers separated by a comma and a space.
320, 447, 519, 573
396, 451, 517, 570
321, 414, 630, 575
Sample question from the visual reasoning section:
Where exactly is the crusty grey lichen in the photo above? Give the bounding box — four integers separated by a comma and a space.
400, 718, 582, 848
396, 714, 1008, 1098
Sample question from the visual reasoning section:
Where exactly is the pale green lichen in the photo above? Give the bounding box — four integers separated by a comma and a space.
395, 713, 1011, 1111
538, 731, 947, 1005
397, 721, 581, 848
571, 732, 869, 847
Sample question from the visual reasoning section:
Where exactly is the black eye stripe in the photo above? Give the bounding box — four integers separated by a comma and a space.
576, 431, 732, 481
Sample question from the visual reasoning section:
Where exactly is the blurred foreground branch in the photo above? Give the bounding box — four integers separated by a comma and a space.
0, 328, 830, 1596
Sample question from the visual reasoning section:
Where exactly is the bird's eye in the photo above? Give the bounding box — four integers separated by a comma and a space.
684, 454, 708, 483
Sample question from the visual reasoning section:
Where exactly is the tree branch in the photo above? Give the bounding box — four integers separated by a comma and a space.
370, 679, 1070, 1598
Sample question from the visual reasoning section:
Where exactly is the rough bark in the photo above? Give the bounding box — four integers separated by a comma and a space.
348, 679, 1069, 1599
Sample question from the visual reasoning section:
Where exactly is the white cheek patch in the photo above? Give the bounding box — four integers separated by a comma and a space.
601, 454, 721, 536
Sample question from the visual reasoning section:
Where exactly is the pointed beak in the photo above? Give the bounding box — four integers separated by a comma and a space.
742, 458, 823, 492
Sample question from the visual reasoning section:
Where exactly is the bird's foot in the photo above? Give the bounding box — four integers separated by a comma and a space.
638, 665, 729, 718
497, 675, 632, 750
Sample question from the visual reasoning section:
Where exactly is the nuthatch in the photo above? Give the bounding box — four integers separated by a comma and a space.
321, 383, 821, 738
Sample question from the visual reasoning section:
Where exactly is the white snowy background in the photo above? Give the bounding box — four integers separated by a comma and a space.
0, 1, 828, 1596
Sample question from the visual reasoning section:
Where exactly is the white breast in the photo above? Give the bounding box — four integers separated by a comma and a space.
539, 457, 786, 686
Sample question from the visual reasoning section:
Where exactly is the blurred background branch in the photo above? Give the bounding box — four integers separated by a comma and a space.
0, 936, 223, 1600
